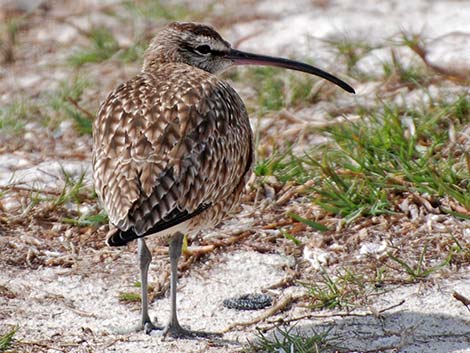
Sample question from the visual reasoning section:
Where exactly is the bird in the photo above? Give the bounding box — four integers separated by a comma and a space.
92, 21, 354, 338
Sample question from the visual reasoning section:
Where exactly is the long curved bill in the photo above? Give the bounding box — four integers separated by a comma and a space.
226, 48, 355, 94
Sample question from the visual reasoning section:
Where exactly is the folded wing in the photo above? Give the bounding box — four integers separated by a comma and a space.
92, 64, 252, 246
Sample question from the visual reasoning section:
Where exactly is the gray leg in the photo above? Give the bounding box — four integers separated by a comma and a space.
138, 238, 159, 334
162, 232, 187, 336
163, 232, 221, 339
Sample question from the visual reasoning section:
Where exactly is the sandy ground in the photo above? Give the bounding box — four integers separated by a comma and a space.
1, 0, 470, 352
1, 250, 294, 353
2, 249, 470, 352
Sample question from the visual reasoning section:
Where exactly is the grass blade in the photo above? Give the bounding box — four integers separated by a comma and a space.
287, 212, 328, 231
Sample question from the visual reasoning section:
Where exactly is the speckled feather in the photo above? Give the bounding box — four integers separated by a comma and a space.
92, 56, 253, 246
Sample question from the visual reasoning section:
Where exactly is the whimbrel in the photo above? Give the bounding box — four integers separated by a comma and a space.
92, 22, 354, 338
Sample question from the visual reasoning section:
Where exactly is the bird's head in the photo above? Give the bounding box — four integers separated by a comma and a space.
143, 22, 233, 74
144, 22, 355, 94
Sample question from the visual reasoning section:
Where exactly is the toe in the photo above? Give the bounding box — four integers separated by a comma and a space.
163, 324, 221, 339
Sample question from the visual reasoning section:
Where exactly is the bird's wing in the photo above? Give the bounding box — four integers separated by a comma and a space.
92, 64, 252, 240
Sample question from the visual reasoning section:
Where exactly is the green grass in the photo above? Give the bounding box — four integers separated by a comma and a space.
0, 99, 33, 134
256, 94, 470, 221
315, 97, 470, 219
50, 77, 89, 109
324, 35, 373, 76
62, 211, 108, 227
68, 22, 152, 66
249, 67, 285, 112
306, 268, 368, 310
67, 0, 213, 66
119, 283, 156, 303
380, 33, 431, 87
0, 13, 26, 63
280, 229, 302, 246
449, 235, 470, 265
53, 169, 89, 207
47, 77, 94, 134
119, 292, 141, 303
52, 169, 108, 226
2, 76, 94, 137
388, 243, 453, 282
0, 327, 16, 352
123, 0, 192, 21
447, 94, 470, 122
255, 148, 308, 183
108, 0, 202, 64
396, 31, 427, 60
236, 67, 324, 114
247, 326, 337, 353
287, 212, 328, 232
69, 27, 120, 67
382, 56, 429, 87
62, 107, 93, 135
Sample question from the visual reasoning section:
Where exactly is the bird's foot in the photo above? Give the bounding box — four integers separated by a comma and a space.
144, 320, 163, 335
163, 321, 222, 339
134, 319, 163, 334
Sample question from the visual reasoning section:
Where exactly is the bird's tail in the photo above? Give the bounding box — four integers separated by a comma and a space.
105, 204, 211, 247
106, 227, 137, 247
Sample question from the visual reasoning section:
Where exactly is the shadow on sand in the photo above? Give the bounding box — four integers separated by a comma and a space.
257, 309, 470, 352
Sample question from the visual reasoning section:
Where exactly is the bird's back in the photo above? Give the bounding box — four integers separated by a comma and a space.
92, 63, 253, 246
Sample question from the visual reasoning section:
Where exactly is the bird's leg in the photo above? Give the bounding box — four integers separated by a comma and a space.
163, 232, 221, 339
163, 232, 188, 337
138, 238, 160, 334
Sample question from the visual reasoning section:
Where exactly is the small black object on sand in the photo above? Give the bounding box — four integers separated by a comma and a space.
223, 293, 273, 310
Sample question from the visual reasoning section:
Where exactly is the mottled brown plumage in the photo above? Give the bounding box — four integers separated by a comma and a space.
93, 24, 253, 247
92, 21, 353, 337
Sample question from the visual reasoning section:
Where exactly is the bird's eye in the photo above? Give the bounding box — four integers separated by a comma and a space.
195, 45, 211, 55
